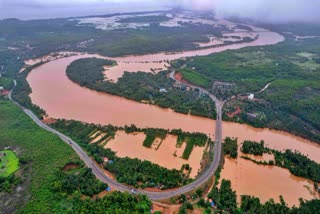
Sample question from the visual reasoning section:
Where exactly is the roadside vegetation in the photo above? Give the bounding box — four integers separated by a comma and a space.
12, 62, 47, 117
66, 57, 216, 119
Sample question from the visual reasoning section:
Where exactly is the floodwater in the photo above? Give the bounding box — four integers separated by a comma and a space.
220, 156, 319, 207
26, 53, 320, 164
25, 24, 320, 203
105, 131, 206, 178
104, 61, 168, 82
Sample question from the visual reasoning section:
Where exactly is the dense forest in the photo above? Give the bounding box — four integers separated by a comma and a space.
66, 57, 216, 118
105, 157, 190, 189
0, 174, 22, 193
51, 167, 108, 197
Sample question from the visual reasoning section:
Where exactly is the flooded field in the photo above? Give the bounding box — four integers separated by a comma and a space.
105, 131, 206, 178
220, 156, 319, 206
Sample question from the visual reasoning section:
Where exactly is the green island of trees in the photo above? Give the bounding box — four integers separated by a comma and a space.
223, 137, 238, 158
241, 140, 266, 156
66, 57, 217, 119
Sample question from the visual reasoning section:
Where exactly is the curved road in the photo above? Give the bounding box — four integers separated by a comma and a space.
9, 78, 223, 200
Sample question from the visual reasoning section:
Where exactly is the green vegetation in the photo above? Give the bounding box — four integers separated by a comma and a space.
66, 58, 216, 119
0, 77, 13, 90
274, 150, 320, 182
0, 174, 22, 193
51, 168, 107, 197
177, 35, 320, 143
117, 15, 171, 23
0, 99, 79, 212
0, 98, 154, 213
106, 157, 190, 189
223, 137, 238, 158
0, 13, 229, 58
0, 150, 19, 177
174, 129, 208, 160
207, 179, 237, 213
241, 140, 266, 156
12, 62, 47, 117
69, 191, 152, 214
143, 128, 167, 148
66, 58, 115, 86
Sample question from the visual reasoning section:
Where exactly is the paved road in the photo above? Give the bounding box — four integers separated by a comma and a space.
9, 79, 223, 200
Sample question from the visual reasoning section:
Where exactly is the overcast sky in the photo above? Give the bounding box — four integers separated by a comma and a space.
1, 0, 320, 23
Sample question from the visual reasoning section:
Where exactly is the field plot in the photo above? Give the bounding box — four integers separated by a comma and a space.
104, 131, 207, 178
0, 150, 19, 177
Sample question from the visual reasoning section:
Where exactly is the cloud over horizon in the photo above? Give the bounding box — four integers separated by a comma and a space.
1, 0, 320, 23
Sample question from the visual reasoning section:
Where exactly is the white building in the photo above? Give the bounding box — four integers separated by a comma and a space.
248, 94, 254, 100
159, 88, 168, 93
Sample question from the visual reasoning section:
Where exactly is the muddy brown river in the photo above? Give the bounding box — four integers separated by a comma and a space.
26, 26, 320, 205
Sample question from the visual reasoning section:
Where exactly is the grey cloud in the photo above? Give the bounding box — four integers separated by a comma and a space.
1, 0, 320, 23
177, 0, 320, 23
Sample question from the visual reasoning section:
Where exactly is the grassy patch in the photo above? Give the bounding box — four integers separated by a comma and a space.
180, 69, 211, 88
0, 150, 19, 177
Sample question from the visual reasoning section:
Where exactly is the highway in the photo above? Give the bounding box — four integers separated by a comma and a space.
9, 78, 223, 200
